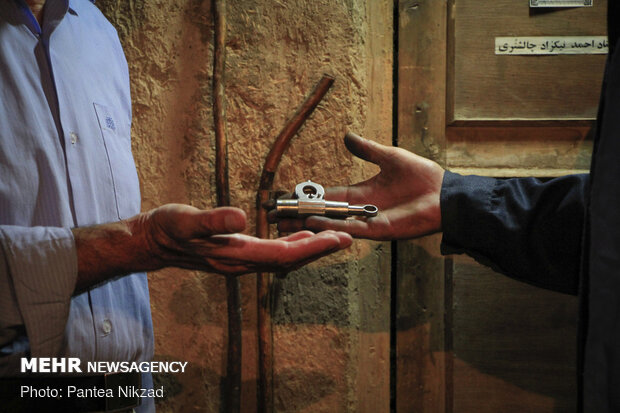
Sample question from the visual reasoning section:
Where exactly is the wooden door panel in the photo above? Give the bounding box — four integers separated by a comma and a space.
397, 1, 598, 411
449, 0, 607, 122
451, 257, 578, 413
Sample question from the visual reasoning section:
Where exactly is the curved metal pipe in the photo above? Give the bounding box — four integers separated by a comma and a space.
255, 74, 335, 412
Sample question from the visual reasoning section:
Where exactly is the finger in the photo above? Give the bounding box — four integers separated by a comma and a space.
278, 230, 353, 264
273, 231, 353, 272
304, 216, 376, 239
199, 236, 342, 277
344, 132, 391, 167
181, 231, 352, 275
329, 230, 354, 246
277, 230, 316, 242
210, 230, 351, 265
197, 207, 247, 236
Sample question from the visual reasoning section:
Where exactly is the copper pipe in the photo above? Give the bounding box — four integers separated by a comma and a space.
214, 0, 229, 207
256, 74, 335, 413
213, 0, 241, 412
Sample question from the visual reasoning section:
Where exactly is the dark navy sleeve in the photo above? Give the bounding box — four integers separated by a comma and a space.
440, 171, 589, 295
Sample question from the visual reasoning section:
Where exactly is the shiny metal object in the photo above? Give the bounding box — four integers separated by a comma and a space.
276, 180, 378, 218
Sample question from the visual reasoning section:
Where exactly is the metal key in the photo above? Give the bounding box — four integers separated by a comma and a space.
276, 180, 378, 218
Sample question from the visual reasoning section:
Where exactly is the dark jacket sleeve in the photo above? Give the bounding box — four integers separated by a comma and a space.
440, 171, 589, 295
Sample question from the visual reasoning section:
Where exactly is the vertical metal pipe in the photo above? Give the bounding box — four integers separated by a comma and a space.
214, 0, 229, 208
256, 74, 335, 413
213, 0, 241, 412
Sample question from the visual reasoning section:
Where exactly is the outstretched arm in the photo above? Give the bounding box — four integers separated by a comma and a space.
271, 131, 587, 294
74, 204, 352, 292
273, 132, 445, 240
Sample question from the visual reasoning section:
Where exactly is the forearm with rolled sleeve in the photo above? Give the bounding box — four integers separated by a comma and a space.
440, 171, 589, 295
0, 226, 77, 361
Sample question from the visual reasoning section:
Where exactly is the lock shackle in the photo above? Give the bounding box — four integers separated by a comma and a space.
294, 181, 325, 200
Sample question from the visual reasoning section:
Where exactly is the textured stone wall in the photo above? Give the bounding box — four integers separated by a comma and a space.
97, 1, 392, 411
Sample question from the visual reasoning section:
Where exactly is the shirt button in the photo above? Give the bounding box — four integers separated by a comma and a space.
102, 319, 112, 335
70, 132, 78, 145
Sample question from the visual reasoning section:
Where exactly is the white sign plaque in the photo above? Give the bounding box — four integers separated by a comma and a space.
530, 0, 592, 7
495, 36, 608, 55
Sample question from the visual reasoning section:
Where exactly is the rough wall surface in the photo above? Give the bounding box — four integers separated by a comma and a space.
97, 0, 392, 411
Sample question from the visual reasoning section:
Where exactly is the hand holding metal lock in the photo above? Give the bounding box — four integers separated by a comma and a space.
276, 180, 378, 218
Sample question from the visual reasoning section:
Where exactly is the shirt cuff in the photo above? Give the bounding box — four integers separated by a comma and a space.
0, 226, 77, 357
440, 170, 499, 256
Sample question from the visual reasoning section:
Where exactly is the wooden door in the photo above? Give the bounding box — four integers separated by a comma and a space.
395, 1, 606, 411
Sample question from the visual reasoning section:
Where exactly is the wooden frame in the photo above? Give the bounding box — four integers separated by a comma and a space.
397, 1, 597, 412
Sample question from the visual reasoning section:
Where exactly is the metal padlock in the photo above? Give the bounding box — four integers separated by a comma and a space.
276, 180, 378, 218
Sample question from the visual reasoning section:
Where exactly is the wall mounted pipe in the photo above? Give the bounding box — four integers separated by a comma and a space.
255, 74, 335, 412
212, 0, 241, 412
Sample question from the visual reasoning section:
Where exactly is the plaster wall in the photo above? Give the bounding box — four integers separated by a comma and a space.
97, 0, 393, 411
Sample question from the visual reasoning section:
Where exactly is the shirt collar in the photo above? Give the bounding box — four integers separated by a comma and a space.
13, 0, 71, 36
67, 0, 78, 16
43, 0, 70, 35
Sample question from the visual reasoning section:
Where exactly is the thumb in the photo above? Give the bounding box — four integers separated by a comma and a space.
198, 207, 247, 236
344, 132, 391, 167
